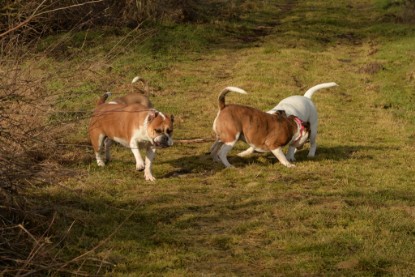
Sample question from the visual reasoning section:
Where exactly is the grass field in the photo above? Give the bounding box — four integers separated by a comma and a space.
17, 0, 415, 275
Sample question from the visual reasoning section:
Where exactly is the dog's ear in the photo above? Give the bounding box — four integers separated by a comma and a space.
170, 114, 174, 123
148, 110, 159, 122
276, 110, 287, 121
276, 110, 287, 117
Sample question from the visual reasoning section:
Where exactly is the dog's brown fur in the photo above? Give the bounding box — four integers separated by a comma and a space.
100, 76, 153, 107
214, 105, 303, 150
89, 103, 159, 151
89, 95, 173, 181
110, 93, 153, 107
211, 87, 310, 168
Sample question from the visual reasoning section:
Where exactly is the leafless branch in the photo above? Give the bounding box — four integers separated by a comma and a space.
0, 0, 104, 38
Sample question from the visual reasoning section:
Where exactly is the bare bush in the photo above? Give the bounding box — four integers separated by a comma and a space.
0, 55, 70, 275
0, 1, 173, 273
0, 0, 188, 42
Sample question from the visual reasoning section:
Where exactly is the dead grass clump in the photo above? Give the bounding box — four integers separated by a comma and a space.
358, 62, 384, 75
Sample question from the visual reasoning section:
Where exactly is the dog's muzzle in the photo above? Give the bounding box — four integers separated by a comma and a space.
153, 135, 173, 148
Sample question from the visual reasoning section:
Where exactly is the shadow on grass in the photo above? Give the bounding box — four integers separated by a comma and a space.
37, 155, 415, 275
33, 179, 295, 274
313, 144, 391, 161
160, 143, 392, 178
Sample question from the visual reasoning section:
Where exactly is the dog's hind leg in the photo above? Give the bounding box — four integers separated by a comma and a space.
210, 140, 223, 162
104, 137, 112, 163
93, 134, 106, 166
308, 128, 317, 158
218, 141, 236, 168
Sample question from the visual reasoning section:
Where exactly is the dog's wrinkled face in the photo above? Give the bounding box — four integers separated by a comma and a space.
292, 122, 310, 149
147, 111, 174, 148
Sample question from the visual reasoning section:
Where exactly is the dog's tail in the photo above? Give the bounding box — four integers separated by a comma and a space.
218, 86, 247, 110
131, 75, 150, 94
97, 92, 112, 105
303, 82, 338, 99
132, 76, 145, 84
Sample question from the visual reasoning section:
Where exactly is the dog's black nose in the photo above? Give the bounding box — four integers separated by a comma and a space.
157, 135, 171, 147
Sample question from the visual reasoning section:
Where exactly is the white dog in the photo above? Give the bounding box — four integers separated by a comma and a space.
238, 82, 338, 161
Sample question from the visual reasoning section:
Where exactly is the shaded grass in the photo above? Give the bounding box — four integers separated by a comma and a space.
15, 0, 415, 275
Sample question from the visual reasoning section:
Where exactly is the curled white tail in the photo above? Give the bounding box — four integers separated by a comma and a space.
224, 86, 247, 95
131, 76, 142, 84
303, 82, 338, 99
218, 86, 247, 110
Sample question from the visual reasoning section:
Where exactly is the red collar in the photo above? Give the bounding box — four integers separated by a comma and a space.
294, 117, 304, 130
293, 117, 305, 143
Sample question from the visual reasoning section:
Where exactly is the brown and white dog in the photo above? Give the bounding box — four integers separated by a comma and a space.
238, 82, 338, 161
210, 87, 310, 168
89, 93, 174, 181
98, 76, 153, 108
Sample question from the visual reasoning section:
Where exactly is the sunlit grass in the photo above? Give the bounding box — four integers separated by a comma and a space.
28, 0, 415, 275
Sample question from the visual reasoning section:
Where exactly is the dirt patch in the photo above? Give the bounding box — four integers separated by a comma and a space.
359, 62, 384, 75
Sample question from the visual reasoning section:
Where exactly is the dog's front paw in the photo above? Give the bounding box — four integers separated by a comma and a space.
307, 148, 316, 158
136, 163, 145, 171
285, 162, 296, 168
97, 160, 106, 167
287, 156, 296, 162
145, 172, 156, 182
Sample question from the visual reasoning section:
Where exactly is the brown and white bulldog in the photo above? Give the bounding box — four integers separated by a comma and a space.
210, 87, 310, 168
89, 95, 174, 181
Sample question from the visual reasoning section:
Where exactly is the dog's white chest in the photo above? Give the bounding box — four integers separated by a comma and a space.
131, 126, 150, 143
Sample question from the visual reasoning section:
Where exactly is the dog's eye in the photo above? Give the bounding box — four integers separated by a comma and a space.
166, 129, 172, 134
155, 129, 162, 134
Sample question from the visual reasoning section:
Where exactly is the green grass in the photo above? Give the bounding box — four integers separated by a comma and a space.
21, 0, 415, 275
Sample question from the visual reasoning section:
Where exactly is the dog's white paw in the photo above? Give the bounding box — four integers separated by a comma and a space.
237, 152, 249, 157
97, 160, 105, 167
136, 163, 145, 171
237, 148, 254, 157
145, 172, 156, 182
285, 162, 296, 168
